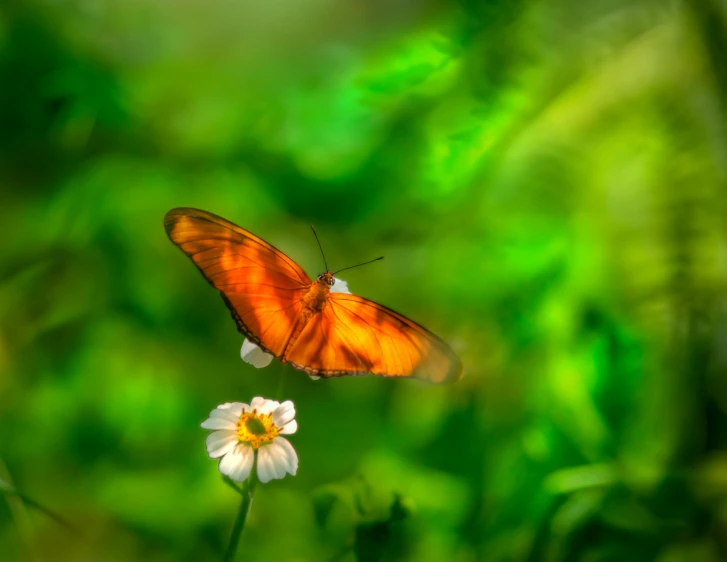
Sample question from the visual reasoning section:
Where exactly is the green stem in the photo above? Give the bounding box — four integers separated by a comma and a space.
222, 453, 258, 562
275, 365, 288, 398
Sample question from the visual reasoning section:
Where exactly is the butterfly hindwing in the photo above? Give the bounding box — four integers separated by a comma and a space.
285, 292, 462, 383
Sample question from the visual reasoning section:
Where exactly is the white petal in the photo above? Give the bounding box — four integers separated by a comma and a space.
251, 396, 279, 416
205, 430, 238, 458
257, 444, 288, 483
200, 418, 236, 430
215, 402, 247, 414
272, 400, 296, 428
218, 444, 255, 482
201, 403, 245, 429
273, 437, 299, 476
256, 446, 277, 483
330, 277, 351, 294
279, 419, 297, 435
241, 339, 274, 368
268, 444, 290, 479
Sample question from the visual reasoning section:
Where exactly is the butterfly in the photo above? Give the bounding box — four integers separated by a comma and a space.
164, 208, 462, 383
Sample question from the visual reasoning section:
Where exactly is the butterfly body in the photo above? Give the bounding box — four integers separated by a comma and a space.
165, 208, 462, 383
282, 275, 332, 361
302, 275, 333, 316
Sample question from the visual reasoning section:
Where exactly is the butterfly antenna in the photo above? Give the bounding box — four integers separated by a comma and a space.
332, 256, 384, 275
310, 225, 329, 271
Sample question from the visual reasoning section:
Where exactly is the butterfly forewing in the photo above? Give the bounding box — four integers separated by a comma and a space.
164, 208, 311, 356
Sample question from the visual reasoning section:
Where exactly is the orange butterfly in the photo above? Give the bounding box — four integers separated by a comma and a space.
164, 208, 462, 383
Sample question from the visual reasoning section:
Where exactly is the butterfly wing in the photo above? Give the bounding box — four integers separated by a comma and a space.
285, 292, 462, 383
164, 208, 311, 356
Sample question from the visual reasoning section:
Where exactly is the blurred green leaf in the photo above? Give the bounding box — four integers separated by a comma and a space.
1, 0, 727, 560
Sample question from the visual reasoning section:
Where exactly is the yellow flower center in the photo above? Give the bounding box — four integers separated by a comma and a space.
236, 409, 280, 449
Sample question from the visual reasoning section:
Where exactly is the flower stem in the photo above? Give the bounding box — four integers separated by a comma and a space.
222, 454, 258, 562
275, 365, 288, 397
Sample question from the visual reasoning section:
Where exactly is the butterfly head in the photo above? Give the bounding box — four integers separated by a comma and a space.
317, 272, 335, 287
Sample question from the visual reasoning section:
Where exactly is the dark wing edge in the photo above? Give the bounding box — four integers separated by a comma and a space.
221, 294, 280, 357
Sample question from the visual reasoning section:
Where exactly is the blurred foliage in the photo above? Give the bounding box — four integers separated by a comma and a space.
1, 0, 727, 560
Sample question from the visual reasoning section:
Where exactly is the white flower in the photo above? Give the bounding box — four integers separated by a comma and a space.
241, 339, 273, 368
330, 277, 350, 295
201, 397, 298, 483
240, 277, 352, 375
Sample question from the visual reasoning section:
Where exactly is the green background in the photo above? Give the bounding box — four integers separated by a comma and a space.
2, 0, 727, 560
